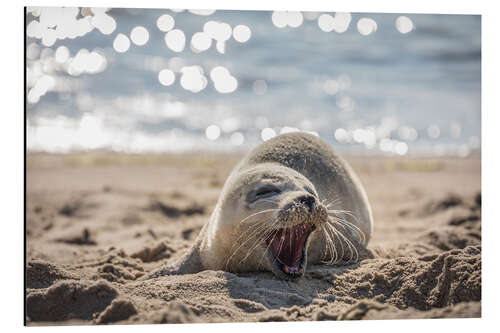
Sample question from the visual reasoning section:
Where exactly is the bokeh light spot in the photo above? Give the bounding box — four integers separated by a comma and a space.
272, 11, 304, 28
210, 66, 237, 93
332, 12, 351, 33
41, 29, 57, 47
55, 46, 70, 63
233, 25, 251, 43
204, 21, 232, 42
357, 18, 377, 36
318, 14, 335, 32
261, 127, 276, 141
394, 142, 409, 155
91, 13, 116, 35
180, 66, 207, 93
157, 14, 175, 32
395, 16, 414, 34
205, 125, 221, 140
334, 128, 349, 143
113, 34, 131, 53
27, 20, 43, 38
158, 69, 175, 86
130, 26, 149, 46
191, 32, 212, 52
165, 29, 186, 52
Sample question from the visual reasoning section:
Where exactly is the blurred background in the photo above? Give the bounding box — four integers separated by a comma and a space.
25, 7, 481, 156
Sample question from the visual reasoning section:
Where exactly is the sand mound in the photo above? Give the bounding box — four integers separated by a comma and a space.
26, 260, 79, 289
95, 298, 138, 324
26, 280, 118, 321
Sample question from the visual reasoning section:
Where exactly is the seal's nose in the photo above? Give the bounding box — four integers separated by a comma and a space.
297, 195, 315, 211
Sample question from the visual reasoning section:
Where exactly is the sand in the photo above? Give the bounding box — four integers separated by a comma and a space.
25, 152, 481, 325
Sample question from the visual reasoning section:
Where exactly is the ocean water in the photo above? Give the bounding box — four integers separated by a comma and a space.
25, 8, 481, 156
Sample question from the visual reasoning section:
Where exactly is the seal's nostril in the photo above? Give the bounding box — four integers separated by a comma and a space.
297, 195, 315, 211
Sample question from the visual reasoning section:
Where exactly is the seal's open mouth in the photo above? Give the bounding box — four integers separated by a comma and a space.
265, 223, 315, 279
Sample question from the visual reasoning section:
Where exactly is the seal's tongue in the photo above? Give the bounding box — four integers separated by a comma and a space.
267, 223, 312, 269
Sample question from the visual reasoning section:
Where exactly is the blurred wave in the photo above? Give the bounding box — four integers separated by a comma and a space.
25, 8, 481, 156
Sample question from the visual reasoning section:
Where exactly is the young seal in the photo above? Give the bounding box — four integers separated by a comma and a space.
144, 132, 373, 281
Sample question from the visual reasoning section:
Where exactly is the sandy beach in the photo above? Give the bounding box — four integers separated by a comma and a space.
25, 152, 481, 325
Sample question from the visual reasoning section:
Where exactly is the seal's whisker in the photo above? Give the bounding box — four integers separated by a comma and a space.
322, 230, 335, 263
320, 224, 337, 264
328, 214, 365, 244
241, 229, 273, 266
327, 208, 365, 244
337, 220, 365, 244
251, 218, 283, 268
225, 217, 277, 270
227, 210, 281, 260
233, 215, 275, 245
319, 227, 330, 260
332, 217, 363, 236
257, 227, 280, 268
327, 209, 359, 223
256, 220, 289, 270
326, 220, 350, 259
227, 227, 268, 270
240, 208, 279, 224
320, 223, 336, 264
227, 223, 271, 265
327, 220, 359, 263
324, 197, 342, 209
327, 227, 340, 264
325, 221, 346, 262
277, 225, 287, 260
325, 222, 344, 264
233, 218, 275, 253
238, 215, 282, 267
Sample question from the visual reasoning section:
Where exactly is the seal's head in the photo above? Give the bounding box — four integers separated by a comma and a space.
218, 163, 328, 280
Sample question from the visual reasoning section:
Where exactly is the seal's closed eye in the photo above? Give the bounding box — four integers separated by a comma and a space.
248, 185, 281, 203
256, 185, 281, 197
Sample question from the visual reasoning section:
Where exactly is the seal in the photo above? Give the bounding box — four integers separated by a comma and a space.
143, 132, 373, 280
